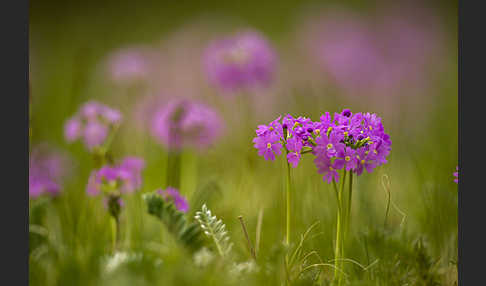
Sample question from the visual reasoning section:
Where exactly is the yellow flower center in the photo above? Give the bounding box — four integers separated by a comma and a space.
361, 160, 365, 164
267, 143, 272, 149
327, 143, 333, 149
369, 126, 373, 130
373, 150, 378, 154
343, 131, 348, 136
269, 126, 274, 131
315, 129, 320, 135
345, 156, 351, 161
329, 166, 334, 171
365, 151, 369, 155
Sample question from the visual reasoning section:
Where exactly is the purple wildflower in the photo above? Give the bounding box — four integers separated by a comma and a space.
314, 155, 340, 183
151, 98, 223, 151
157, 187, 189, 213
86, 156, 145, 196
64, 101, 122, 151
453, 166, 458, 184
286, 137, 303, 168
203, 30, 277, 93
253, 115, 314, 166
253, 110, 391, 183
302, 7, 443, 96
106, 47, 152, 84
29, 145, 72, 199
253, 132, 283, 161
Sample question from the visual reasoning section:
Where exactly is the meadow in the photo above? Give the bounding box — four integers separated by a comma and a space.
29, 0, 458, 285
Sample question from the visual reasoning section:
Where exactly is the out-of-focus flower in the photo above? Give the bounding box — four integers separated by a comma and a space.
302, 11, 386, 93
29, 144, 72, 199
105, 47, 153, 85
203, 30, 277, 93
453, 166, 458, 184
151, 98, 223, 151
64, 101, 122, 151
86, 156, 145, 196
157, 187, 189, 213
300, 6, 444, 97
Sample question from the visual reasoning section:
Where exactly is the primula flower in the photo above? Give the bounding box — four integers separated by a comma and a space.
64, 101, 122, 151
285, 137, 303, 168
314, 155, 340, 183
29, 145, 72, 199
203, 30, 277, 93
157, 187, 189, 213
453, 166, 458, 184
86, 156, 145, 196
106, 47, 153, 84
253, 110, 391, 182
151, 99, 223, 151
253, 132, 283, 161
253, 115, 312, 167
312, 109, 391, 182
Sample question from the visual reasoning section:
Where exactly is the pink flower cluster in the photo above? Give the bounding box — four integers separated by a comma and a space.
253, 109, 392, 183
203, 30, 277, 93
86, 157, 145, 196
64, 101, 122, 151
151, 99, 223, 151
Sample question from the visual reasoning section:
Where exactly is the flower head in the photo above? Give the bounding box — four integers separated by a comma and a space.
86, 156, 145, 196
253, 115, 311, 167
203, 30, 277, 93
29, 145, 72, 199
312, 109, 391, 182
157, 187, 189, 213
64, 101, 122, 151
106, 47, 152, 84
253, 110, 391, 183
151, 99, 223, 151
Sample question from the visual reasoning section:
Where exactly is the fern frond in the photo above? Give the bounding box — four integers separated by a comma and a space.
194, 204, 233, 258
143, 191, 203, 252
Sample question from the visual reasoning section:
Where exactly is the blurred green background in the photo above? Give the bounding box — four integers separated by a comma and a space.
29, 0, 458, 285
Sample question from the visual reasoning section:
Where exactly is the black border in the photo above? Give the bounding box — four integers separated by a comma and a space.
458, 0, 485, 285
2, 0, 29, 284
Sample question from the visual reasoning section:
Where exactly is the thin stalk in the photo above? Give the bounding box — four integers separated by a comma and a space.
238, 216, 256, 260
108, 196, 121, 252
110, 216, 120, 252
166, 150, 181, 189
339, 171, 352, 286
344, 171, 353, 239
285, 159, 292, 246
333, 170, 347, 285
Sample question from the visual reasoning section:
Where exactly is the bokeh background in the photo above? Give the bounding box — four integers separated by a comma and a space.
29, 0, 458, 285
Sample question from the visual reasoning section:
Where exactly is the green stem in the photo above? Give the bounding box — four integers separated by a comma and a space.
285, 159, 292, 246
339, 171, 353, 285
333, 170, 347, 285
347, 172, 353, 232
166, 150, 181, 189
108, 196, 121, 252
